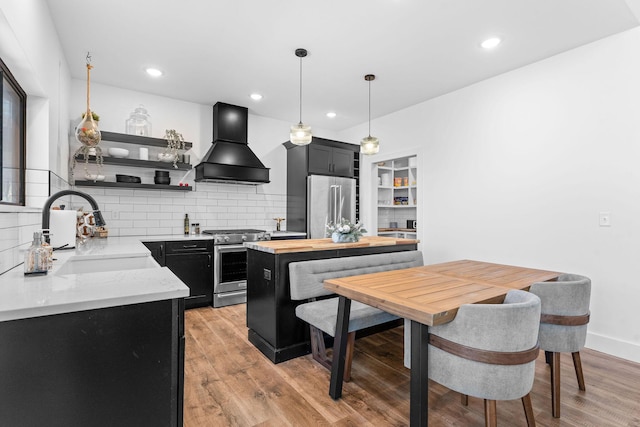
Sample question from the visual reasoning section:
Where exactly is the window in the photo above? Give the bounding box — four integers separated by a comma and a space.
1, 57, 26, 205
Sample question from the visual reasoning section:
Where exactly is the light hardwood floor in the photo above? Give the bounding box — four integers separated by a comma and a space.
184, 304, 640, 426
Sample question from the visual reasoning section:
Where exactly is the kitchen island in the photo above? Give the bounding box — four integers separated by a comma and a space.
0, 237, 189, 427
244, 236, 419, 363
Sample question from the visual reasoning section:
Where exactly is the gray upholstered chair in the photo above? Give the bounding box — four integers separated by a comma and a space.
529, 273, 591, 418
405, 290, 541, 427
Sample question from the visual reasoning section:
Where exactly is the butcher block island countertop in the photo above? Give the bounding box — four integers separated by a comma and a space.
244, 235, 419, 254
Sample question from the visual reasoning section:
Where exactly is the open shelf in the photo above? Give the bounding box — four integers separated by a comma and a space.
74, 155, 192, 171
74, 180, 193, 191
101, 131, 193, 149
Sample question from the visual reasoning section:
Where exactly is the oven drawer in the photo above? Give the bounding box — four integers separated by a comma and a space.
165, 240, 212, 254
213, 290, 246, 308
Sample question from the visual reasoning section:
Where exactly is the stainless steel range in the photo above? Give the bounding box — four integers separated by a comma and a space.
202, 229, 270, 307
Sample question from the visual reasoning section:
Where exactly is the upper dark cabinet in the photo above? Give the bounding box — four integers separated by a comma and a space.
307, 144, 353, 177
286, 138, 356, 178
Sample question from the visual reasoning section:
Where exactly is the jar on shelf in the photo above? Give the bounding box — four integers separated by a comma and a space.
125, 104, 152, 136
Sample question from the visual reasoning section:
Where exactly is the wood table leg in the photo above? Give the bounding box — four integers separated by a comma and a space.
329, 296, 351, 400
410, 321, 429, 426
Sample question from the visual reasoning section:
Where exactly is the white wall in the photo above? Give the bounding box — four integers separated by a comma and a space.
340, 27, 640, 363
69, 80, 339, 197
0, 0, 71, 272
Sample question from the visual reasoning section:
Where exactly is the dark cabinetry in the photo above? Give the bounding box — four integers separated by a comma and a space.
284, 137, 360, 234
144, 240, 213, 309
307, 143, 354, 177
246, 243, 417, 363
145, 241, 165, 265
0, 299, 185, 427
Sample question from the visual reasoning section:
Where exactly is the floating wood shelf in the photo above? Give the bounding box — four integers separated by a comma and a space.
74, 180, 193, 191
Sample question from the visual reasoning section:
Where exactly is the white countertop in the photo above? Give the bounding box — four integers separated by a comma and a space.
0, 236, 190, 322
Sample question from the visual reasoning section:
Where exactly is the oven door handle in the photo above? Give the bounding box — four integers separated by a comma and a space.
219, 280, 247, 289
218, 290, 247, 298
216, 244, 247, 253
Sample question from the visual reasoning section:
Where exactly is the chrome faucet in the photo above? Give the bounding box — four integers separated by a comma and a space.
42, 190, 106, 239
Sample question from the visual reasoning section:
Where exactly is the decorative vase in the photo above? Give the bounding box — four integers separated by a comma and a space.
332, 232, 359, 243
75, 109, 101, 147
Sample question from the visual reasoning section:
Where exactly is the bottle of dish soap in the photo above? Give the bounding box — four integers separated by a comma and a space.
24, 231, 48, 275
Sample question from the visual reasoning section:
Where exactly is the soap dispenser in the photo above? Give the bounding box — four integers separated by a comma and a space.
24, 231, 48, 275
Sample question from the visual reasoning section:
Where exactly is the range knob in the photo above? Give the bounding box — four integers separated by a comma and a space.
224, 235, 230, 242
241, 235, 247, 241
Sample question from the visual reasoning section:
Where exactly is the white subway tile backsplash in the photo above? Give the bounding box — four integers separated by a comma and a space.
147, 212, 173, 220
121, 212, 147, 220
147, 227, 173, 235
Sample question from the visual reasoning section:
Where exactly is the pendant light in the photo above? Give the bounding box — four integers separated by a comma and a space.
360, 74, 380, 155
290, 48, 312, 145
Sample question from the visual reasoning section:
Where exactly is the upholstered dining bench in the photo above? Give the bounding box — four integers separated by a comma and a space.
289, 250, 424, 380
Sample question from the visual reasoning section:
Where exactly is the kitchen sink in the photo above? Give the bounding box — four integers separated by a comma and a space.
56, 255, 159, 275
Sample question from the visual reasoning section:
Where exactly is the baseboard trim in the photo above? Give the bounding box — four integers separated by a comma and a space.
586, 331, 640, 364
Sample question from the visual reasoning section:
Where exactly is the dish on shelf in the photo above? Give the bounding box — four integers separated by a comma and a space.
154, 176, 171, 185
116, 174, 141, 183
158, 152, 177, 163
108, 147, 130, 158
84, 174, 105, 182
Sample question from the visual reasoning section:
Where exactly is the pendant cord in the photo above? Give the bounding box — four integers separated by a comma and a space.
298, 56, 303, 125
368, 79, 371, 137
85, 52, 93, 113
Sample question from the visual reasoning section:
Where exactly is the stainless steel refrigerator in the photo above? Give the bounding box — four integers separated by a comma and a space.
307, 175, 356, 239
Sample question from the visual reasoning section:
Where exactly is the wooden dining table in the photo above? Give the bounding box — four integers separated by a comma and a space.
324, 259, 560, 426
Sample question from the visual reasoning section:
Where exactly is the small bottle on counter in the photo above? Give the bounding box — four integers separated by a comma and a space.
195, 223, 200, 234
191, 223, 196, 235
24, 231, 48, 275
184, 213, 190, 235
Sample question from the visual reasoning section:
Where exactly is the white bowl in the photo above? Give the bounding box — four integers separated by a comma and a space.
84, 174, 105, 181
108, 147, 129, 158
158, 152, 177, 163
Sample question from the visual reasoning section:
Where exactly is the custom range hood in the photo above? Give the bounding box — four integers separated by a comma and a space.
195, 102, 270, 184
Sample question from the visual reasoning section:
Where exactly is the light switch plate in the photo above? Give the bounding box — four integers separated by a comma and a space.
599, 212, 611, 227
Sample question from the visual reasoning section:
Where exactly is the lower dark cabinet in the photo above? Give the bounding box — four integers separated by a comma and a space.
162, 240, 214, 309
0, 299, 184, 427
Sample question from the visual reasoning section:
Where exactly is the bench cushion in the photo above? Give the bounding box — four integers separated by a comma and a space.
289, 250, 423, 337
296, 298, 400, 336
289, 250, 424, 300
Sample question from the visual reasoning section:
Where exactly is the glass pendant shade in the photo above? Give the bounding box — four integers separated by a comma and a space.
291, 48, 312, 146
360, 135, 379, 155
290, 122, 312, 146
361, 74, 379, 155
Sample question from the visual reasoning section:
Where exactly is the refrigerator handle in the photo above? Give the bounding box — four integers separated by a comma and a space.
338, 185, 343, 222
331, 185, 340, 224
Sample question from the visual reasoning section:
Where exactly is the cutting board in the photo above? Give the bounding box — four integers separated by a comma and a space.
49, 210, 77, 249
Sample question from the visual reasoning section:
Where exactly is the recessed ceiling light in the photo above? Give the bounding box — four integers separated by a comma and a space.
250, 93, 263, 101
326, 112, 337, 118
481, 37, 502, 49
145, 68, 163, 77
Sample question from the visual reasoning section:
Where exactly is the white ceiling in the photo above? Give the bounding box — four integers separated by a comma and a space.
46, 0, 639, 132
